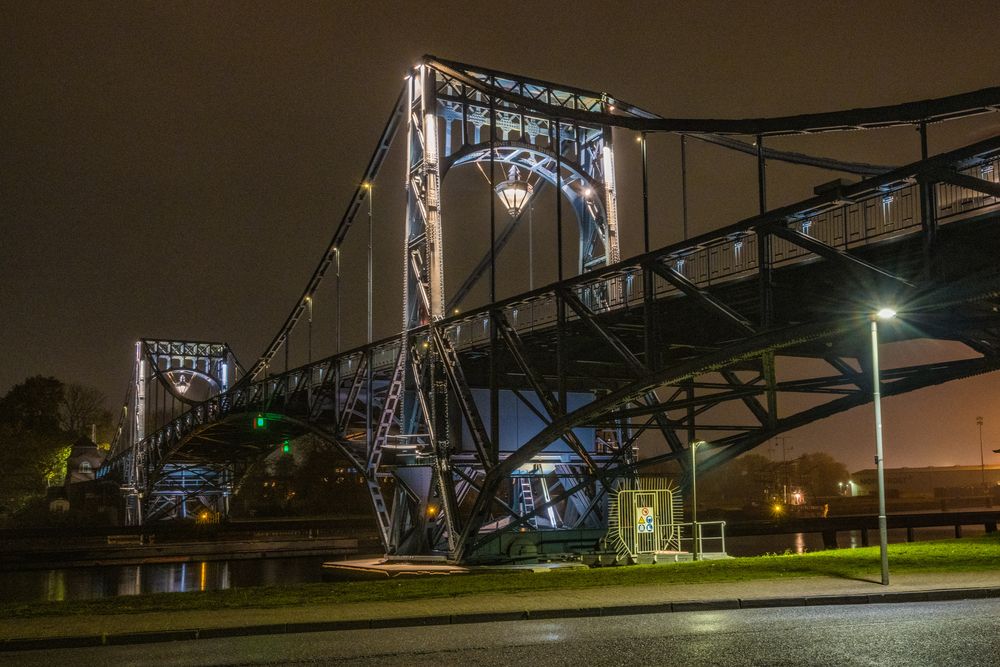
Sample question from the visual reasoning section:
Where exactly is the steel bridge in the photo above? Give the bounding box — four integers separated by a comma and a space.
99, 57, 1000, 563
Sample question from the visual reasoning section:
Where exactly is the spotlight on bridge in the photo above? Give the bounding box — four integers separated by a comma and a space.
494, 166, 534, 218
876, 307, 897, 320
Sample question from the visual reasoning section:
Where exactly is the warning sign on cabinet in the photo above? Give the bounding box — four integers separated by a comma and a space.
636, 506, 655, 533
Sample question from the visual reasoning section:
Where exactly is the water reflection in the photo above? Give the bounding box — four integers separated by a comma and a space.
2, 525, 988, 604
0, 556, 327, 605
727, 524, 986, 557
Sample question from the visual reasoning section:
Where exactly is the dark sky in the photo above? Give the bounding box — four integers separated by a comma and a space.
3, 1, 1000, 472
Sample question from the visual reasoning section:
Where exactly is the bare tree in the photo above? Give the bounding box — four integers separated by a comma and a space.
59, 383, 111, 440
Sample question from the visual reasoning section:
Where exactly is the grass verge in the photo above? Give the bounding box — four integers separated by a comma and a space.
2, 534, 998, 620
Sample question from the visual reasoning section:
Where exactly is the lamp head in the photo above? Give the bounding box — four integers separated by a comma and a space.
875, 307, 897, 320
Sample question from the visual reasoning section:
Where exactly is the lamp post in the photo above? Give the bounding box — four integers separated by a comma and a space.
305, 296, 313, 364
690, 440, 707, 561
364, 182, 373, 344
871, 307, 896, 586
977, 416, 986, 497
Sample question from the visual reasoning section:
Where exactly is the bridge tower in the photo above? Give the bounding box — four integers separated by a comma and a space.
373, 58, 639, 559
121, 339, 241, 524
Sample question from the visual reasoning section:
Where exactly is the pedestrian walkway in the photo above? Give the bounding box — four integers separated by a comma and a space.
3, 571, 999, 651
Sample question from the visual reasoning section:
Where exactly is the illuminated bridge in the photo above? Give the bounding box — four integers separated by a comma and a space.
99, 57, 1000, 563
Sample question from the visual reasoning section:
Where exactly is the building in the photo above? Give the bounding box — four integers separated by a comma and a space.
64, 436, 107, 484
849, 464, 1000, 499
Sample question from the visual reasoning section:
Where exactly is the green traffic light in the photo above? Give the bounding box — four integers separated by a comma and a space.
255, 416, 265, 428
282, 441, 290, 453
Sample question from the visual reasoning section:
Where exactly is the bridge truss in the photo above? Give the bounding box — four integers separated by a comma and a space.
101, 57, 1000, 563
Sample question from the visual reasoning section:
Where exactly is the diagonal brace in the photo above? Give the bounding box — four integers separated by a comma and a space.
926, 168, 1000, 199
646, 262, 756, 334
768, 225, 914, 287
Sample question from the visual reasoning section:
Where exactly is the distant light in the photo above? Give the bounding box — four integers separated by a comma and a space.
876, 308, 897, 320
362, 182, 372, 190
772, 503, 784, 515
584, 187, 594, 197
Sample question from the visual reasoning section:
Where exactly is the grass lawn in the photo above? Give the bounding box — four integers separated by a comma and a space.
2, 534, 998, 620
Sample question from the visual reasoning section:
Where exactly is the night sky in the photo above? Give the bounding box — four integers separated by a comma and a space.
3, 1, 1000, 472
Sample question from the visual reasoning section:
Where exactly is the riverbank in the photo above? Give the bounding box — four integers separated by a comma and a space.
2, 535, 997, 624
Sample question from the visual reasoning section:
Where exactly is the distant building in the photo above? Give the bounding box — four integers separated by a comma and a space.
64, 436, 107, 484
849, 464, 1000, 498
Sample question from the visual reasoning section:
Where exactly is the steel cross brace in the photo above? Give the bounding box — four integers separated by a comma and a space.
557, 286, 688, 457
495, 312, 597, 473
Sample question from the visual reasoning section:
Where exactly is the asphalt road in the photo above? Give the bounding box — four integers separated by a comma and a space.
5, 599, 1000, 666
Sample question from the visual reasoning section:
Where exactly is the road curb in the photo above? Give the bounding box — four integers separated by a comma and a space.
3, 586, 999, 652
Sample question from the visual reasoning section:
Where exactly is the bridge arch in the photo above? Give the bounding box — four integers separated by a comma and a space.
444, 141, 612, 275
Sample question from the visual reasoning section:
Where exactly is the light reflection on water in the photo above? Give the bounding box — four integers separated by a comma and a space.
0, 556, 327, 604
726, 524, 986, 557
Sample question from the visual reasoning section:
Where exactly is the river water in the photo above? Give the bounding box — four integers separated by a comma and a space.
0, 525, 985, 604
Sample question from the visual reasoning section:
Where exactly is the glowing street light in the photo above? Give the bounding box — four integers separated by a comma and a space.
870, 306, 896, 585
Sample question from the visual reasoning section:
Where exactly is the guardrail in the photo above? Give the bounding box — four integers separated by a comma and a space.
675, 520, 728, 556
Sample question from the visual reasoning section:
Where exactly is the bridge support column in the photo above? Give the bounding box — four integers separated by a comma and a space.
643, 266, 657, 371
918, 122, 938, 278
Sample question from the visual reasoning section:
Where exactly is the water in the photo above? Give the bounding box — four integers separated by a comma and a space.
0, 556, 334, 605
727, 524, 986, 557
0, 525, 987, 604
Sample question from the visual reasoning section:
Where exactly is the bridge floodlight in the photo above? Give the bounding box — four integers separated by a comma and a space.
876, 307, 897, 320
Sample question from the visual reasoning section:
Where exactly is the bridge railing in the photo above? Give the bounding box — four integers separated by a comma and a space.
442, 151, 999, 350
102, 146, 1000, 482
936, 158, 999, 219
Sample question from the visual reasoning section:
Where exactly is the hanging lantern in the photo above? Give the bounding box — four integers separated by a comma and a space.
494, 166, 534, 218
173, 373, 190, 395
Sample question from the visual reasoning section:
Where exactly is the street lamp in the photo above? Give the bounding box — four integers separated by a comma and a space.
977, 416, 986, 497
363, 182, 374, 345
690, 440, 708, 561
870, 307, 896, 585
